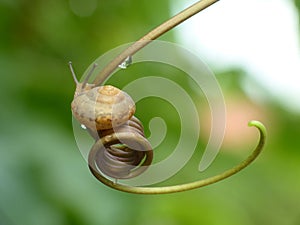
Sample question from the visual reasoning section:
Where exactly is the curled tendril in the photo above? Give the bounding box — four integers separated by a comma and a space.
88, 116, 153, 179
77, 0, 267, 194
88, 121, 266, 194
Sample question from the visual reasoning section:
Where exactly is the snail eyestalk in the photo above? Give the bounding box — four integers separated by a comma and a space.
69, 61, 79, 85
88, 120, 266, 194
82, 63, 98, 89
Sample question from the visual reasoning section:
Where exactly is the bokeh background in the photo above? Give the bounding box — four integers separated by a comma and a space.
1, 0, 300, 225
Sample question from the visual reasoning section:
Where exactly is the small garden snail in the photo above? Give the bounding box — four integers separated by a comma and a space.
69, 62, 153, 179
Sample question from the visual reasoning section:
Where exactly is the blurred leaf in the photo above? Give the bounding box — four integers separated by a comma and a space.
0, 1, 300, 225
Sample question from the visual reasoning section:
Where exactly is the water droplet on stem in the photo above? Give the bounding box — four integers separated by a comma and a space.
118, 56, 132, 69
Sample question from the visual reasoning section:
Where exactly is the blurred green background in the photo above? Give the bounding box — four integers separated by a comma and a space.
1, 0, 300, 225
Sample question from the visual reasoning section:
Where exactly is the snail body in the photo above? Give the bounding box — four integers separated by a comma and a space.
69, 62, 153, 179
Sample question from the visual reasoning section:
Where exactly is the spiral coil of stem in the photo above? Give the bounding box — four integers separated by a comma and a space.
88, 116, 153, 179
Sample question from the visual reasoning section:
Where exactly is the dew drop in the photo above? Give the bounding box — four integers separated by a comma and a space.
81, 124, 87, 130
118, 56, 132, 69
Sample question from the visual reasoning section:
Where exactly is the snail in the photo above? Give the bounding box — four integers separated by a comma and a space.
69, 62, 153, 179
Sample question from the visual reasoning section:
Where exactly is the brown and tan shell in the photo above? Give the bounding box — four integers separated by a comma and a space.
71, 85, 136, 130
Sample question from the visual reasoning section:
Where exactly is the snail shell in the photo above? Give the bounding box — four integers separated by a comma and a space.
71, 85, 136, 130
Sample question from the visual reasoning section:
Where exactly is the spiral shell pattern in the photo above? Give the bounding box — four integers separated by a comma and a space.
71, 85, 136, 130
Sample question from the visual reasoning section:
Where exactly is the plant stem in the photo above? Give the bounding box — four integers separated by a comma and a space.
93, 0, 220, 85
89, 121, 266, 194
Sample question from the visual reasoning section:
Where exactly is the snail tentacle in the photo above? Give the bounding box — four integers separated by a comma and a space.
69, 61, 79, 85
82, 63, 98, 89
88, 120, 266, 194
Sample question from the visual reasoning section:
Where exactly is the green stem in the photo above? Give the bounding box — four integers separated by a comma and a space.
93, 0, 220, 85
88, 120, 266, 194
